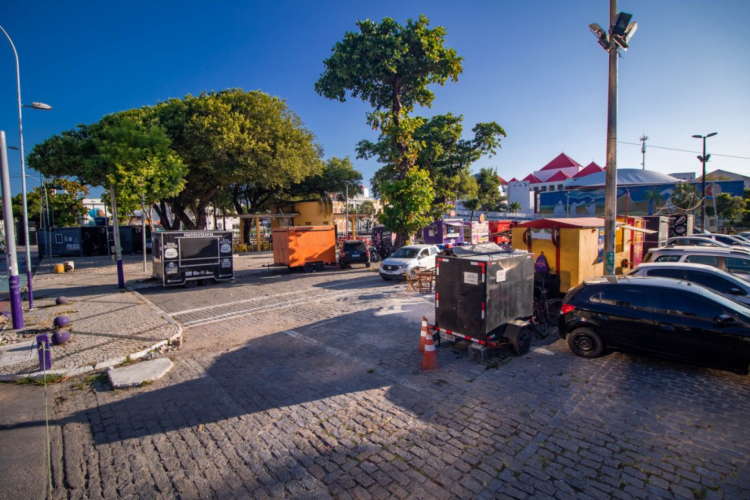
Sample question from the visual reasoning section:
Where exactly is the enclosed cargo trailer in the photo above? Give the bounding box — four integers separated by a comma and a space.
431, 244, 536, 359
272, 225, 337, 272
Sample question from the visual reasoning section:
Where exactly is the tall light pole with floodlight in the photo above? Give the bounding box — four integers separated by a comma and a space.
692, 132, 718, 232
1, 24, 53, 309
589, 2, 638, 275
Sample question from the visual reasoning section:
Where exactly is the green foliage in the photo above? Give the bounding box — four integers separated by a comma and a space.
378, 168, 434, 240
12, 179, 88, 227
357, 200, 376, 216
155, 89, 324, 228
289, 157, 362, 200
669, 184, 698, 210
716, 193, 745, 224
315, 15, 462, 117
94, 112, 187, 215
364, 113, 505, 215
463, 167, 505, 219
29, 89, 328, 230
317, 14, 463, 183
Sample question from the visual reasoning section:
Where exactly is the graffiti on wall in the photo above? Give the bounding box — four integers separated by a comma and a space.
540, 181, 744, 217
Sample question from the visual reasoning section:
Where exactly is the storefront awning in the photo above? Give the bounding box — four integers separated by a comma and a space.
619, 224, 657, 234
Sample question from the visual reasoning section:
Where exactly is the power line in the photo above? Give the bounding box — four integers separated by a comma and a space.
619, 141, 750, 160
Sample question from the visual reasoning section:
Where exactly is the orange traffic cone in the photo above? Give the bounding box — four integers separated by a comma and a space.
419, 317, 428, 353
421, 328, 440, 371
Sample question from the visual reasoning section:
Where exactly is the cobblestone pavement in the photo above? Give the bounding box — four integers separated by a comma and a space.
23, 266, 750, 499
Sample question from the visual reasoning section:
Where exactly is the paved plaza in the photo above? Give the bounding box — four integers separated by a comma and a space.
4, 259, 750, 499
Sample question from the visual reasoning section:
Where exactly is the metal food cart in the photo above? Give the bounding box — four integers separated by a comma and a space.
152, 230, 234, 287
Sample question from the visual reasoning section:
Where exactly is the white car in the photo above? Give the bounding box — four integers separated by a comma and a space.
628, 262, 750, 306
379, 244, 439, 281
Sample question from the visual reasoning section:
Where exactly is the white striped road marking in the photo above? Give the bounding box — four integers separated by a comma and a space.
171, 276, 383, 316
183, 281, 392, 329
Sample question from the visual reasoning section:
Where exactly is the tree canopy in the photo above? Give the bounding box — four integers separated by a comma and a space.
316, 15, 463, 179
28, 89, 334, 230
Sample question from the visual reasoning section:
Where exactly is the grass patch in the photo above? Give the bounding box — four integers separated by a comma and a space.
120, 356, 136, 367
71, 372, 108, 391
16, 373, 65, 385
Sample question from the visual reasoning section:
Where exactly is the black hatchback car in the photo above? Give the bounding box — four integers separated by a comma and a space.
558, 276, 750, 374
339, 240, 371, 269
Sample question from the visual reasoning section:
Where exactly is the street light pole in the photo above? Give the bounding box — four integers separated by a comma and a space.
603, 0, 619, 276
344, 181, 350, 240
0, 132, 23, 328
589, 4, 637, 275
1, 25, 53, 309
692, 132, 718, 232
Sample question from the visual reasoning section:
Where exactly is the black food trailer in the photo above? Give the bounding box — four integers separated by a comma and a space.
152, 230, 234, 287
431, 244, 535, 360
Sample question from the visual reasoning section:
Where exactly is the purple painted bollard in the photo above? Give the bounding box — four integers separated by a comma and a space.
37, 334, 52, 371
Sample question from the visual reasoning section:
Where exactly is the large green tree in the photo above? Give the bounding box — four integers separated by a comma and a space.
463, 167, 505, 217
27, 112, 187, 229
316, 15, 468, 244
362, 113, 506, 215
154, 89, 324, 228
316, 15, 463, 179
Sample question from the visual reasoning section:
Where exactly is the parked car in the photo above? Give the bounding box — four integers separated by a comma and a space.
628, 262, 750, 306
643, 246, 750, 281
339, 240, 371, 269
379, 244, 439, 281
558, 276, 750, 374
664, 236, 734, 249
692, 233, 750, 248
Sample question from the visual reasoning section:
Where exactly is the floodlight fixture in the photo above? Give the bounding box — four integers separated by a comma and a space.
611, 12, 633, 36
589, 23, 611, 51
611, 13, 637, 50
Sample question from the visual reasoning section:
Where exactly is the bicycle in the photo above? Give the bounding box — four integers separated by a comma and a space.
531, 285, 563, 339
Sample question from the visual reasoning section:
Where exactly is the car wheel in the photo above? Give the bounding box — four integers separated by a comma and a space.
567, 328, 604, 358
408, 268, 418, 279
510, 327, 531, 356
381, 276, 392, 281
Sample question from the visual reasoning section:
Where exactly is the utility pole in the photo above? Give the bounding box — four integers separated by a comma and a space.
640, 135, 648, 170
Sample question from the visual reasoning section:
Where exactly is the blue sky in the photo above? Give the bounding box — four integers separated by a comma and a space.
1, 0, 749, 198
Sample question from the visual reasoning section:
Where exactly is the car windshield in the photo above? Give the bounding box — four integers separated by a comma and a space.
391, 248, 419, 259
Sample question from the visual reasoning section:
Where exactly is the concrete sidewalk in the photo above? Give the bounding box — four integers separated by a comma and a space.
0, 254, 182, 381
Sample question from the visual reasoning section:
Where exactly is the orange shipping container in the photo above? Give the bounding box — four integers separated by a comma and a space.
273, 226, 337, 271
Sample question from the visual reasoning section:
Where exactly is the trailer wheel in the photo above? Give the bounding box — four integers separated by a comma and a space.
303, 262, 316, 273
316, 262, 325, 272
184, 280, 197, 289
509, 327, 531, 356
